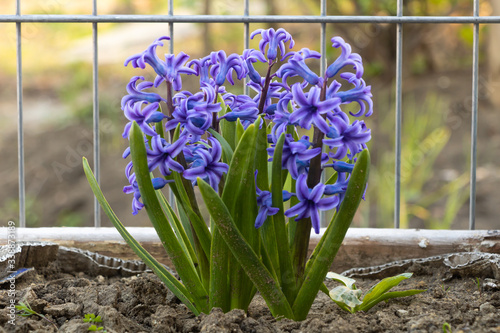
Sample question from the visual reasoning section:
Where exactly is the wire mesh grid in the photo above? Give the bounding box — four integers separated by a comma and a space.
3, 0, 498, 230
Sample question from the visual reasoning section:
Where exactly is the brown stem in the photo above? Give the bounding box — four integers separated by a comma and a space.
165, 81, 176, 141
212, 85, 220, 133
257, 62, 274, 114
165, 81, 175, 118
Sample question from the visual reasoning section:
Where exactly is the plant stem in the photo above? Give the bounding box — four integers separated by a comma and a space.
257, 62, 274, 114
212, 85, 220, 132
165, 81, 175, 118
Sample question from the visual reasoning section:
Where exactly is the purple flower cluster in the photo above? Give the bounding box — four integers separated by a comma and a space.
120, 28, 372, 233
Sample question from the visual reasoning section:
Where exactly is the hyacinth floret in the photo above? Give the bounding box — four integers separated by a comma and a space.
326, 37, 364, 79
328, 72, 373, 117
253, 171, 280, 228
124, 36, 196, 89
121, 76, 166, 108
188, 56, 212, 84
289, 83, 340, 134
277, 48, 321, 86
323, 112, 371, 160
241, 49, 267, 84
268, 90, 293, 143
123, 161, 172, 215
219, 95, 259, 125
182, 137, 229, 190
122, 101, 163, 139
285, 174, 340, 234
209, 50, 246, 86
147, 134, 188, 177
268, 134, 322, 180
166, 84, 221, 141
250, 28, 295, 62
324, 175, 349, 196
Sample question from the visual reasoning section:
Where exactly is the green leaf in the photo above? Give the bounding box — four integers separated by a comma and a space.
198, 177, 295, 320
209, 224, 230, 312
82, 157, 200, 315
359, 273, 417, 311
169, 171, 212, 259
236, 119, 245, 144
269, 133, 295, 302
259, 125, 279, 281
255, 118, 270, 191
326, 272, 357, 290
359, 289, 426, 312
221, 120, 260, 310
218, 96, 237, 151
331, 298, 354, 313
129, 121, 209, 311
157, 191, 198, 271
176, 202, 194, 245
256, 121, 280, 290
287, 177, 297, 248
329, 286, 363, 308
292, 149, 370, 320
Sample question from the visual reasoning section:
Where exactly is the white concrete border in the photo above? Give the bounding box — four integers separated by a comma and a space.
1, 227, 497, 245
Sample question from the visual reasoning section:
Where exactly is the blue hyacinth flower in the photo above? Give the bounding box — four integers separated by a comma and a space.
285, 174, 340, 234
182, 138, 229, 190
124, 36, 196, 90
250, 28, 295, 62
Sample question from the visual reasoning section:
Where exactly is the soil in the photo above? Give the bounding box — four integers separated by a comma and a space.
1, 257, 499, 333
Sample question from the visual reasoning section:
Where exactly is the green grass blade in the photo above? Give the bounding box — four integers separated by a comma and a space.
292, 149, 370, 320
198, 177, 295, 319
129, 122, 209, 312
221, 121, 260, 309
255, 118, 269, 192
359, 289, 425, 312
165, 180, 194, 245
82, 157, 199, 315
168, 175, 211, 291
218, 95, 237, 151
254, 119, 278, 290
236, 119, 245, 144
359, 273, 414, 309
260, 238, 279, 284
156, 191, 198, 271
287, 177, 297, 248
270, 133, 296, 302
209, 225, 230, 312
171, 171, 212, 258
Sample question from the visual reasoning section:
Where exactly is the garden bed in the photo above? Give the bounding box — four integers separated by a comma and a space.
0, 241, 499, 332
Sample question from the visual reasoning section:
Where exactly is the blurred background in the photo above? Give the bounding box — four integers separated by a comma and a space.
1, 0, 499, 230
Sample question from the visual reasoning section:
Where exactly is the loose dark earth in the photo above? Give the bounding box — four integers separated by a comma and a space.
1, 255, 499, 333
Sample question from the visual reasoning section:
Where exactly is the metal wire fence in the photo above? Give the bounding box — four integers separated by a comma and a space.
3, 0, 498, 230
